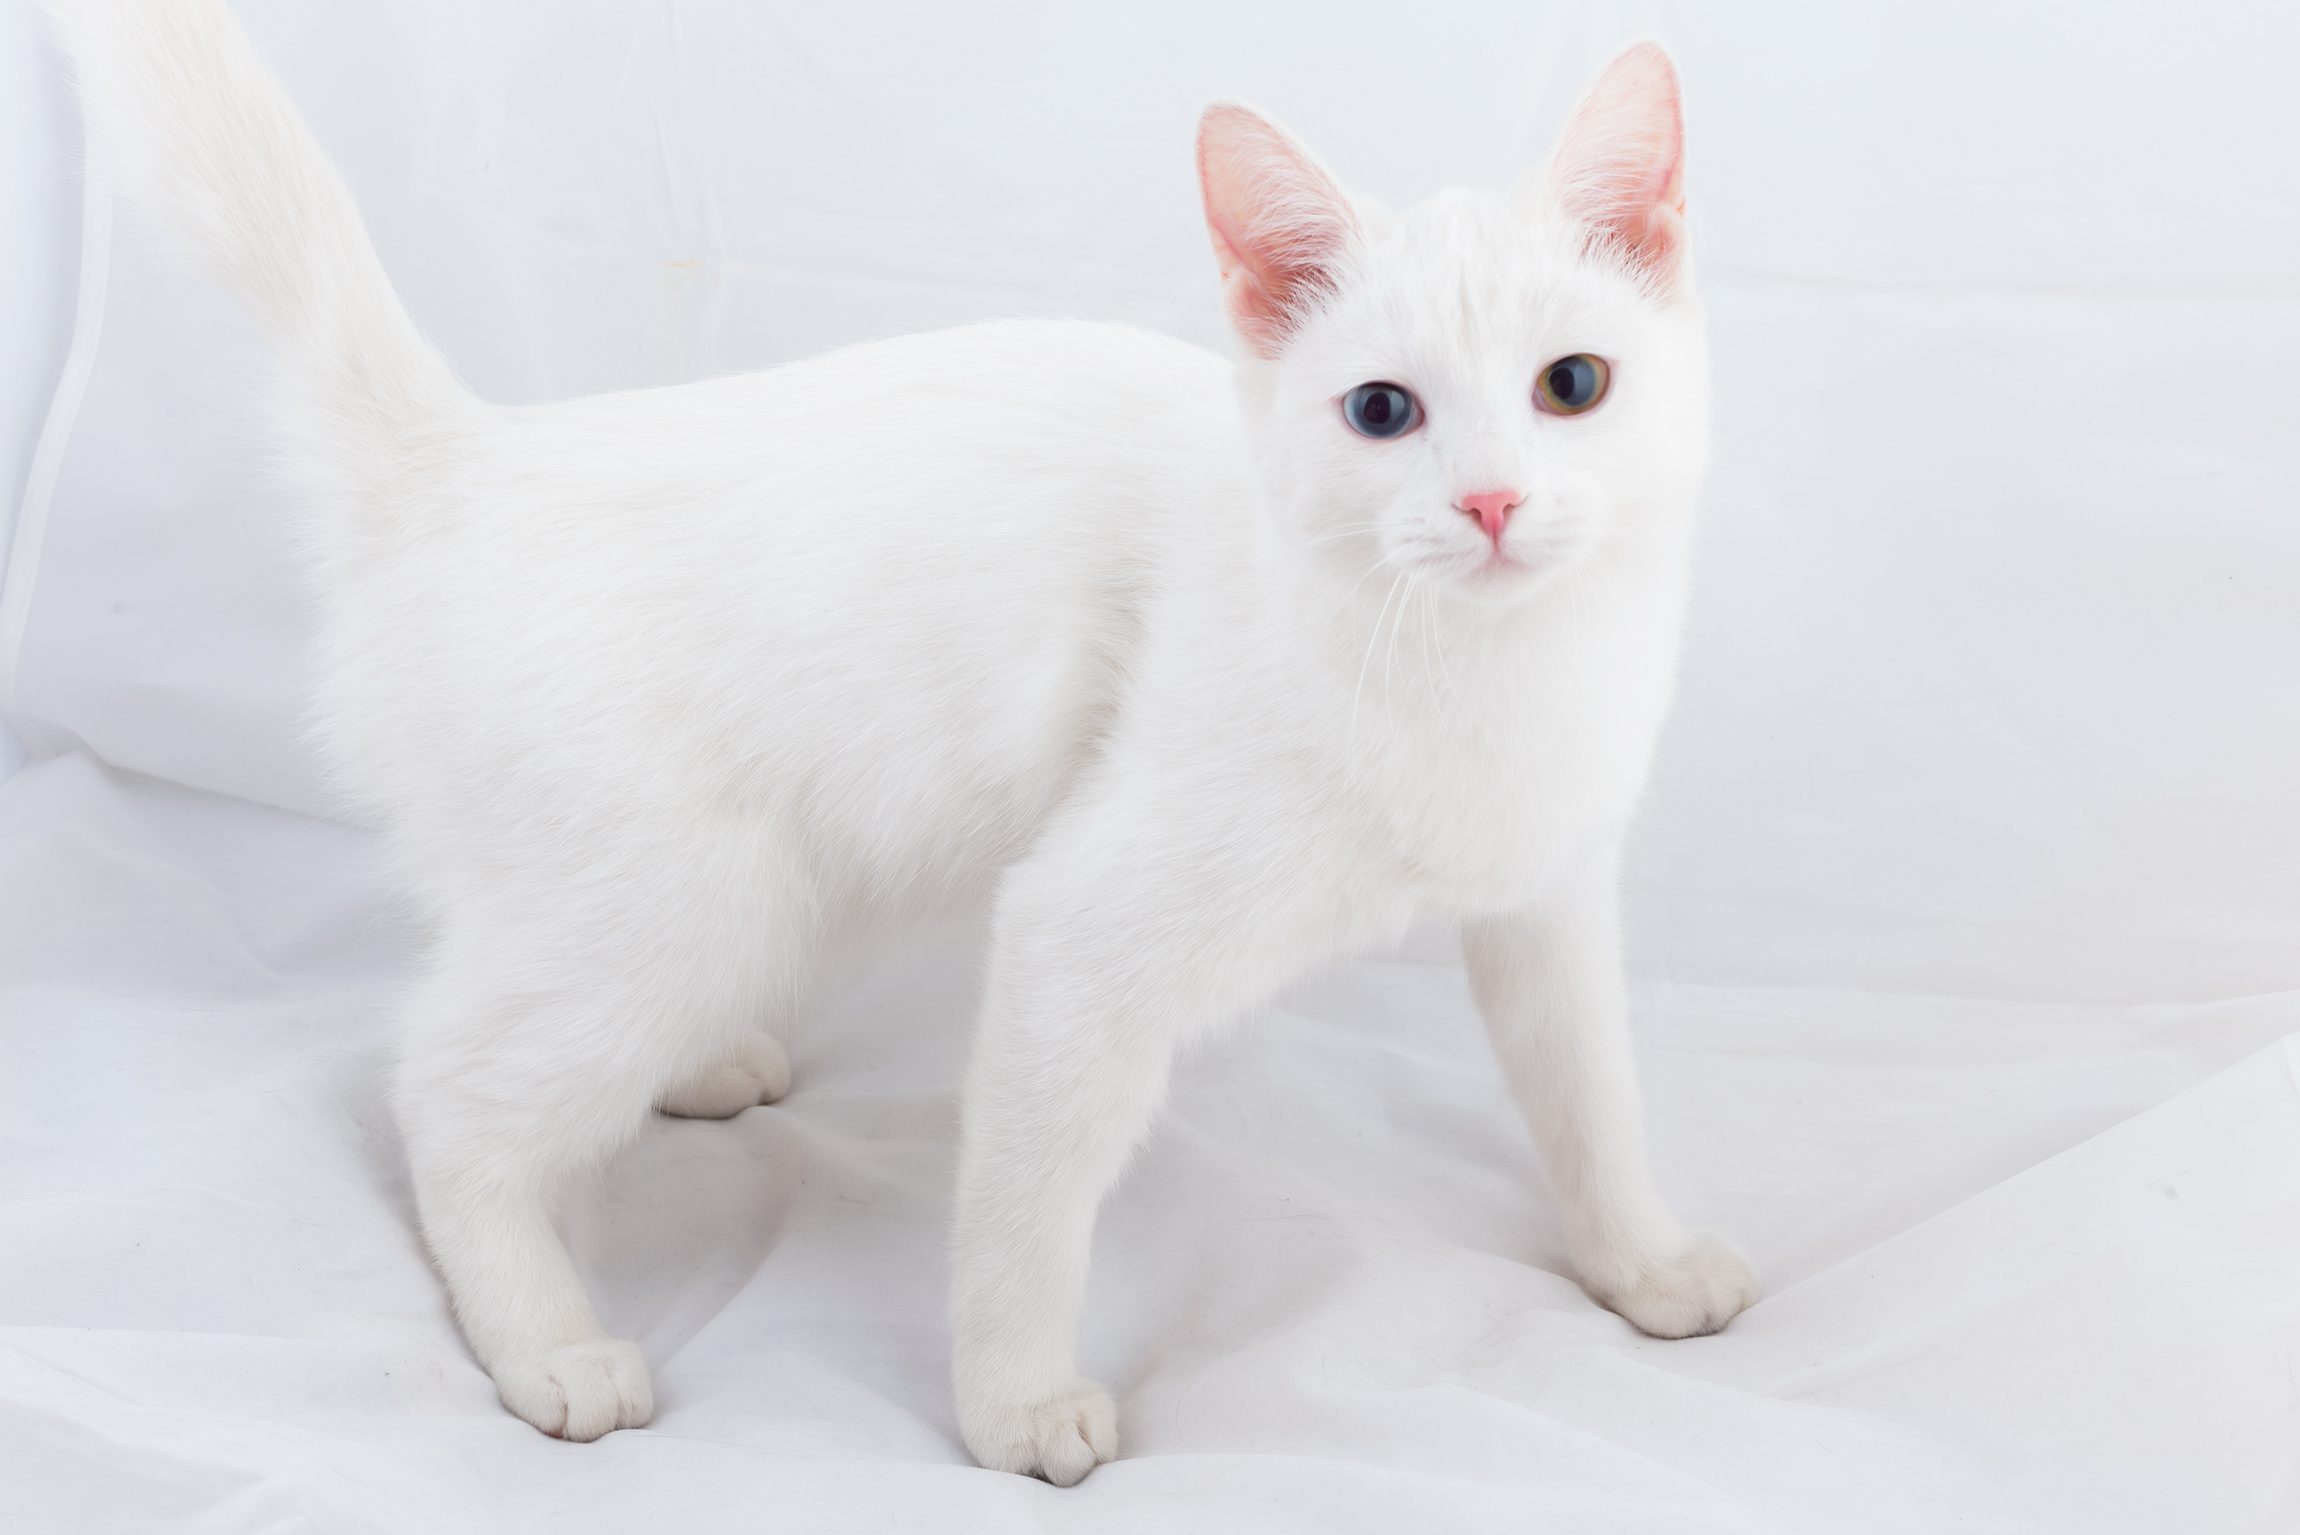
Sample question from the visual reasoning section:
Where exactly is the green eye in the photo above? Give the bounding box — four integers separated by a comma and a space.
1535, 354, 1610, 415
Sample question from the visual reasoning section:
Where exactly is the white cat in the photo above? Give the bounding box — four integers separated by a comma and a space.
53, 0, 1756, 1483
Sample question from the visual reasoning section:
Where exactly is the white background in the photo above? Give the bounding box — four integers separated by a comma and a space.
3, 2, 2297, 1530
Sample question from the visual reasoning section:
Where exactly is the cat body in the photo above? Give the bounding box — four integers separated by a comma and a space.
53, 0, 1753, 1483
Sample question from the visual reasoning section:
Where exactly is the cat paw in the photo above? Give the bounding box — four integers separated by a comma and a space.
660, 1035, 792, 1118
493, 1338, 654, 1441
960, 1376, 1117, 1486
1588, 1232, 1758, 1339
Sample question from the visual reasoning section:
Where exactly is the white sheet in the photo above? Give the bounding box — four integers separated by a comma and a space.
5, 2, 2297, 1530
6, 754, 2295, 1531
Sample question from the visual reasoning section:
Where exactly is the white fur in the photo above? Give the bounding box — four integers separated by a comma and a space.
53, 0, 1755, 1479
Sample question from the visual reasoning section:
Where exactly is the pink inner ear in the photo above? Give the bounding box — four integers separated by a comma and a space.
1197, 104, 1358, 356
1547, 42, 1689, 284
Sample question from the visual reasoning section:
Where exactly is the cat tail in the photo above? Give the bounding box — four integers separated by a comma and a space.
49, 0, 476, 474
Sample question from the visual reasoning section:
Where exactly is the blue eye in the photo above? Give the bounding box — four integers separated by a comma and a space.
1535, 354, 1610, 415
1341, 382, 1422, 439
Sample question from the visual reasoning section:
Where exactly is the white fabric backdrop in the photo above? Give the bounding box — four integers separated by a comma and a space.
4, 2, 2297, 1530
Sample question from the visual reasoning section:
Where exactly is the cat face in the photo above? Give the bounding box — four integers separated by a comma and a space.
1199, 43, 1705, 608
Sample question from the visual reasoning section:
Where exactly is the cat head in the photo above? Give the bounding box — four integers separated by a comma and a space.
1198, 43, 1706, 607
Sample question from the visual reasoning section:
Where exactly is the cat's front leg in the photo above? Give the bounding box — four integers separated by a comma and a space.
949, 811, 1340, 1484
947, 943, 1168, 1485
1462, 852, 1757, 1338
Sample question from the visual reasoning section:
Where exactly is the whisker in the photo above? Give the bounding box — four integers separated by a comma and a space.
1381, 574, 1411, 730
1416, 581, 1465, 729
1339, 554, 1391, 611
1387, 578, 1421, 753
1350, 570, 1407, 751
1302, 522, 1386, 550
1430, 595, 1467, 717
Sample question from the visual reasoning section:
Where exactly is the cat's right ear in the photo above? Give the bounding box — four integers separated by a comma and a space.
1196, 104, 1360, 358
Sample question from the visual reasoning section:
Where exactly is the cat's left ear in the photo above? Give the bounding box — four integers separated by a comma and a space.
1197, 104, 1361, 358
1540, 41, 1689, 291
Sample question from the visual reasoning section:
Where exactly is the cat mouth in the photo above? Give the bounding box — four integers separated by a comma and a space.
1468, 552, 1534, 584
1372, 527, 1570, 590
1419, 539, 1582, 599
1429, 543, 1535, 582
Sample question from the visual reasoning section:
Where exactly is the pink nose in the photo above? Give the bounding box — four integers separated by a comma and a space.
1457, 489, 1522, 547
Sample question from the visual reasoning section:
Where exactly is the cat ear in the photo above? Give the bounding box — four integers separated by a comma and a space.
1542, 41, 1689, 289
1196, 104, 1361, 357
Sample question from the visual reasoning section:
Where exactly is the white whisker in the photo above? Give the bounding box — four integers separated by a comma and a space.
1349, 570, 1407, 751
1303, 520, 1386, 550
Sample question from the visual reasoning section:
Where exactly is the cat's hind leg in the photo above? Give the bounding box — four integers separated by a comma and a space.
397, 842, 815, 1439
397, 965, 668, 1440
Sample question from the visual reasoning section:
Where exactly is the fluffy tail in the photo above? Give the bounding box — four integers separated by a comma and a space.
49, 0, 471, 448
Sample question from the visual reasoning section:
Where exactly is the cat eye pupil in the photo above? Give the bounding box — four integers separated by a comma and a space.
1342, 382, 1421, 440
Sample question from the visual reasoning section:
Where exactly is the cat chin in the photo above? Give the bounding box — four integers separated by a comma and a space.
1413, 551, 1577, 607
